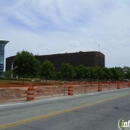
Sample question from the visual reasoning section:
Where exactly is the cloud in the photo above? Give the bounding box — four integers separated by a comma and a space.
0, 0, 130, 68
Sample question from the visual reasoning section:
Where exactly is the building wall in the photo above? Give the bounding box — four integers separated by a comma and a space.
95, 52, 105, 67
0, 42, 7, 77
6, 55, 15, 72
6, 51, 105, 71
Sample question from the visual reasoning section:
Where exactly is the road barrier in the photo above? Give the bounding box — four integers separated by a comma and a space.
1, 81, 130, 102
27, 86, 35, 101
68, 84, 73, 96
98, 83, 102, 92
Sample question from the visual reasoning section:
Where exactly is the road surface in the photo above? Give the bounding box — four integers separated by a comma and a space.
0, 88, 130, 130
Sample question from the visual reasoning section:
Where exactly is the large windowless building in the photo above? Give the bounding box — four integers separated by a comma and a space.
6, 51, 105, 71
0, 39, 9, 77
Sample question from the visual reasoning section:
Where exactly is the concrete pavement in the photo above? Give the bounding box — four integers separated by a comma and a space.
0, 88, 130, 130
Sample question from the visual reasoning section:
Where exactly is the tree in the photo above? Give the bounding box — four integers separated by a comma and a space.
56, 71, 62, 79
75, 64, 86, 79
60, 63, 75, 80
88, 67, 97, 80
85, 67, 91, 79
13, 50, 40, 78
123, 66, 130, 79
102, 67, 113, 80
94, 67, 104, 80
40, 60, 55, 79
109, 67, 123, 80
4, 70, 12, 78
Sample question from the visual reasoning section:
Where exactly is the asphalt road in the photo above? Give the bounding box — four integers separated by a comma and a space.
0, 88, 130, 130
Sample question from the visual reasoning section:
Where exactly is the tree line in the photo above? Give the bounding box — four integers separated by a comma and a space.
4, 51, 130, 80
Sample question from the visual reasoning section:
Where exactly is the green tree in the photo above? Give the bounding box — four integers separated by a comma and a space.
4, 70, 12, 78
75, 64, 86, 79
56, 71, 62, 79
60, 63, 75, 80
88, 67, 97, 79
123, 66, 130, 79
94, 67, 104, 80
109, 67, 123, 80
102, 67, 113, 80
40, 60, 55, 79
115, 67, 124, 80
85, 67, 91, 79
13, 50, 40, 78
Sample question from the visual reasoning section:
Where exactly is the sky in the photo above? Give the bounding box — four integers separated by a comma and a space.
0, 0, 130, 68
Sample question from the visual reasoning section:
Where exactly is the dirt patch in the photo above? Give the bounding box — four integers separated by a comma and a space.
0, 82, 129, 103
0, 88, 26, 102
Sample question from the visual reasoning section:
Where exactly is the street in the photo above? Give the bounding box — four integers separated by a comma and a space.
0, 88, 130, 130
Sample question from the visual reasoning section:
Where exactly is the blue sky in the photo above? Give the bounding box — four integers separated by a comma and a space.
0, 0, 130, 67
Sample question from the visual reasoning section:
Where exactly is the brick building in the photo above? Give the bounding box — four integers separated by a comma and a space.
6, 51, 105, 71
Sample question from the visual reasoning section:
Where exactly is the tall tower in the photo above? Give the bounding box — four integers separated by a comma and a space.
0, 39, 9, 77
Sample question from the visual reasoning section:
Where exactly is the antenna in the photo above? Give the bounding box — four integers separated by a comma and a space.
98, 45, 100, 52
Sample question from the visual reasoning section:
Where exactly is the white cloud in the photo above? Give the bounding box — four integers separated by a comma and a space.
0, 0, 130, 68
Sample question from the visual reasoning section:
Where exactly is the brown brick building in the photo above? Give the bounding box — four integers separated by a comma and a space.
6, 51, 105, 71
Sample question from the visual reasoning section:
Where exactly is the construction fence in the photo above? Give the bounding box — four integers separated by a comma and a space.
0, 80, 130, 102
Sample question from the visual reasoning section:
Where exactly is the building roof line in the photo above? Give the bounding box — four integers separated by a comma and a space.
35, 51, 104, 57
0, 39, 9, 44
